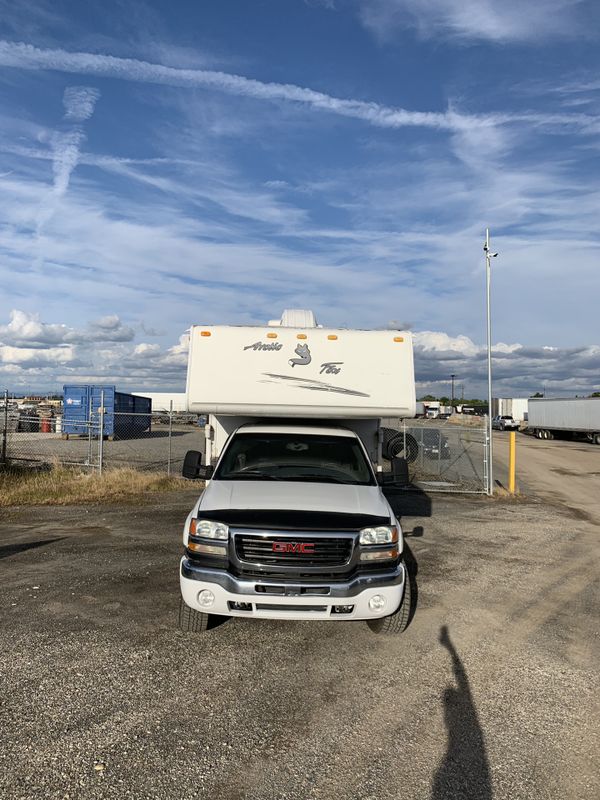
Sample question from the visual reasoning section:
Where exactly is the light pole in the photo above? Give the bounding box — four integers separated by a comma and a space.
450, 373, 456, 412
484, 228, 498, 496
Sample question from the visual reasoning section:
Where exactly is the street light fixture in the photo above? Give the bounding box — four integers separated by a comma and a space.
484, 228, 498, 496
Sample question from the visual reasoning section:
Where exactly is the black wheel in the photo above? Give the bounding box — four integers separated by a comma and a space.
594, 434, 600, 446
179, 599, 210, 632
367, 565, 412, 635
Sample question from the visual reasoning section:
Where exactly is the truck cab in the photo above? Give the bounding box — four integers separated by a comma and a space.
180, 423, 411, 633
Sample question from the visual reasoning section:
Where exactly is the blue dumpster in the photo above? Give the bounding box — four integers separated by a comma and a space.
62, 385, 152, 438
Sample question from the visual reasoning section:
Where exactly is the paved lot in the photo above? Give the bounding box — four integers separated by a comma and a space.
0, 487, 598, 799
494, 430, 600, 523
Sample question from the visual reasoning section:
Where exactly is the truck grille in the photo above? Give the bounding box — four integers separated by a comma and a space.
235, 534, 353, 567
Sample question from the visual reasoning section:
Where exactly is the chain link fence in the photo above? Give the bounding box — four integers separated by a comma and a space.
1, 398, 205, 475
2, 392, 487, 492
381, 417, 488, 493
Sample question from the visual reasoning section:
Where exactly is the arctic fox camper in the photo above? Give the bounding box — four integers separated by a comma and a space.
179, 310, 416, 634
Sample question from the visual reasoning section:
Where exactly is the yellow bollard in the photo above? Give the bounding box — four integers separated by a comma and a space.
508, 430, 516, 494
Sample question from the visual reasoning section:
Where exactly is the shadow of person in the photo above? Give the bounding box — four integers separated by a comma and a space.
431, 626, 493, 800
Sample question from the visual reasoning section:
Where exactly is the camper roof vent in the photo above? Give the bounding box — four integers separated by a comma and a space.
267, 309, 320, 328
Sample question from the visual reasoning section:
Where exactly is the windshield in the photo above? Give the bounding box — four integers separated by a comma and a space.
214, 432, 376, 485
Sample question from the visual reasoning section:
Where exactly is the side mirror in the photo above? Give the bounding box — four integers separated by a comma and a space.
182, 450, 205, 480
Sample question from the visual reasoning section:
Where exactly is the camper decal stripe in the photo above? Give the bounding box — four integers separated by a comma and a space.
261, 373, 370, 398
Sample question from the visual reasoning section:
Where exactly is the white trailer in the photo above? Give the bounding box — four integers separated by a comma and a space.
492, 397, 529, 422
528, 398, 600, 445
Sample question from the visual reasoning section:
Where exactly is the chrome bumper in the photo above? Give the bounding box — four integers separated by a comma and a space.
180, 559, 404, 598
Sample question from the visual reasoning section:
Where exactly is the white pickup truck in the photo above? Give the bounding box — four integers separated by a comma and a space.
492, 415, 519, 431
179, 310, 417, 634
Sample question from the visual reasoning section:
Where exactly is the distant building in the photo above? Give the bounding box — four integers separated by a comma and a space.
132, 392, 187, 412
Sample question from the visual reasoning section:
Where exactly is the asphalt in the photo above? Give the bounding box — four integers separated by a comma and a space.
0, 485, 598, 799
493, 430, 600, 524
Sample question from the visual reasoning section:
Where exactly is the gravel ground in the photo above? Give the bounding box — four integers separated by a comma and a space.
0, 489, 598, 800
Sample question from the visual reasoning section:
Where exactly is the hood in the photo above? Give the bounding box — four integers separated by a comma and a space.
199, 480, 391, 519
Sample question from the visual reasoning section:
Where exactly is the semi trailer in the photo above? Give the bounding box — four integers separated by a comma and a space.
528, 397, 600, 445
179, 309, 417, 634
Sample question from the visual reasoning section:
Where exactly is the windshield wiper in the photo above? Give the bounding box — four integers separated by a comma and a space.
225, 471, 285, 481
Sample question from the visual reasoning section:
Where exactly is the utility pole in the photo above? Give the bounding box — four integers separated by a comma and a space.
451, 373, 456, 410
484, 228, 498, 496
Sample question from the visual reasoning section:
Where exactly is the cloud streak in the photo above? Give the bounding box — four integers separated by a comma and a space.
357, 0, 591, 44
0, 40, 499, 134
36, 83, 100, 234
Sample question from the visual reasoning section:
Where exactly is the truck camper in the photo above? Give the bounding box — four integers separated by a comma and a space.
179, 310, 417, 634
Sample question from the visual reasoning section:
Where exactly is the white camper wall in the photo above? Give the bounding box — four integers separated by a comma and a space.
186, 324, 415, 419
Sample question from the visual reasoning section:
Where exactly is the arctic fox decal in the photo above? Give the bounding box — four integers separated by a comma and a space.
289, 343, 311, 368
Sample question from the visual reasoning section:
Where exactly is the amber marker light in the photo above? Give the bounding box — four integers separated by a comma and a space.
200, 331, 211, 337
393, 336, 404, 342
327, 335, 338, 340
266, 333, 278, 338
297, 333, 307, 339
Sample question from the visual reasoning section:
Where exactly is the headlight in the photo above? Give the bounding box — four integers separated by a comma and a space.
190, 519, 229, 540
359, 525, 398, 545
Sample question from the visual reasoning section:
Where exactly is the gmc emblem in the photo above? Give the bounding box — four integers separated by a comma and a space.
272, 542, 315, 554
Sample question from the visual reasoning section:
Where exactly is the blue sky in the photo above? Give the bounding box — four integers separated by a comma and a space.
0, 0, 599, 398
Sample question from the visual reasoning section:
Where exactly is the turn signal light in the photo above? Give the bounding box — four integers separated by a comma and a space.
360, 548, 398, 561
187, 541, 226, 556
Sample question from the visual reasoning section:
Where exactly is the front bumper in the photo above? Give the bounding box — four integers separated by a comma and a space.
180, 559, 406, 621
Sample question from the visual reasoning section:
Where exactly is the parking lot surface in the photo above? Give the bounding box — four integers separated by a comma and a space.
1, 486, 598, 800
494, 431, 600, 524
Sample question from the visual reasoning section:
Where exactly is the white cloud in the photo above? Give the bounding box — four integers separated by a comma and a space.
0, 309, 134, 348
414, 333, 600, 397
62, 86, 100, 121
357, 0, 591, 44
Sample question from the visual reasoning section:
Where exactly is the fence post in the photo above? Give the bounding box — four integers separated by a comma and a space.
167, 400, 173, 476
483, 420, 491, 495
98, 389, 105, 475
508, 431, 517, 495
87, 393, 93, 467
1, 389, 8, 465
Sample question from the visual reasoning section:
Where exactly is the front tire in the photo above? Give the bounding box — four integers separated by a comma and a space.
179, 599, 210, 632
367, 566, 412, 635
